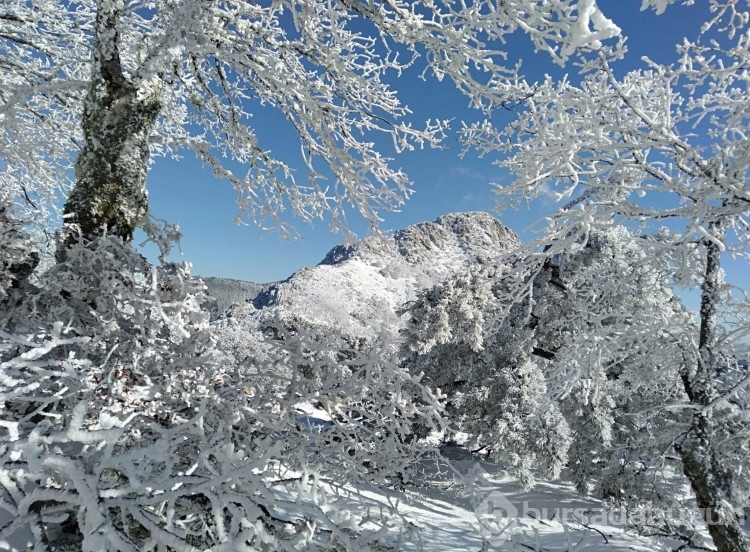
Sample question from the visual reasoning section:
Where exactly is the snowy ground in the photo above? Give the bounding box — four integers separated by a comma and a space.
265, 441, 694, 551
278, 405, 697, 550
270, 408, 719, 552
396, 446, 671, 551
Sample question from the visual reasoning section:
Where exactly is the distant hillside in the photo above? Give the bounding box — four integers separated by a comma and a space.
201, 277, 269, 319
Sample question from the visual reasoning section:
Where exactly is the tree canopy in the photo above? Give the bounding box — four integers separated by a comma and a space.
2, 0, 623, 247
458, 2, 750, 549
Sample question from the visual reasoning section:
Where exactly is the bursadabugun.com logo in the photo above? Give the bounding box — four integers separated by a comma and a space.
474, 490, 748, 546
475, 490, 519, 546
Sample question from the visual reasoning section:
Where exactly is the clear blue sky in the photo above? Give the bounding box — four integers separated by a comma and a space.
141, 1, 742, 289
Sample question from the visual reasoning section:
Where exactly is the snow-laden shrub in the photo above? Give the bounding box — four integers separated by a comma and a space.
0, 237, 255, 550
1, 237, 446, 551
249, 318, 447, 489
213, 307, 450, 505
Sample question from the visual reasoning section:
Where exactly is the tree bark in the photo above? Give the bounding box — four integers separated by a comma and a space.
678, 415, 749, 552
60, 0, 161, 256
678, 227, 749, 552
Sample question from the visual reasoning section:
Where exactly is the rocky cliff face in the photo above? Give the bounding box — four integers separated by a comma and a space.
319, 212, 518, 269
393, 212, 519, 268
208, 212, 520, 337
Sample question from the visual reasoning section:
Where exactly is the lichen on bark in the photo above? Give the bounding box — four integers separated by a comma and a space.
61, 0, 161, 256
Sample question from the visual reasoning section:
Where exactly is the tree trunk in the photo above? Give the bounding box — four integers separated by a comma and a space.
679, 416, 749, 552
60, 0, 161, 256
678, 228, 749, 552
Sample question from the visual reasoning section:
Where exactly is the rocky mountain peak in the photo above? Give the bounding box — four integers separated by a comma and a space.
394, 211, 520, 266
210, 212, 520, 336
320, 211, 520, 269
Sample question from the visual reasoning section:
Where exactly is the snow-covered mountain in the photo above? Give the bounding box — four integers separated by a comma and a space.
207, 212, 520, 336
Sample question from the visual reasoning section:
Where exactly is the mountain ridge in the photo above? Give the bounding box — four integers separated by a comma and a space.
205, 212, 520, 336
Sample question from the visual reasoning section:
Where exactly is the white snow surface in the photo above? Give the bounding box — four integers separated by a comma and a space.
262, 436, 696, 552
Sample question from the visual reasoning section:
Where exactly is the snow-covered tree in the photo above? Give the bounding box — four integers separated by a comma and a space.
1, 0, 624, 250
527, 229, 718, 549
401, 263, 573, 489
461, 3, 750, 550
402, 226, 734, 548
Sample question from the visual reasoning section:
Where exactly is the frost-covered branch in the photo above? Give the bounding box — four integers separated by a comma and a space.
2, 0, 625, 245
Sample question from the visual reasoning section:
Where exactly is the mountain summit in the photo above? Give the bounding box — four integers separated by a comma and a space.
320, 211, 518, 268
212, 212, 519, 337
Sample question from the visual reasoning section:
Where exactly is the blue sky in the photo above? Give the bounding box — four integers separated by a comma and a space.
140, 1, 742, 288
